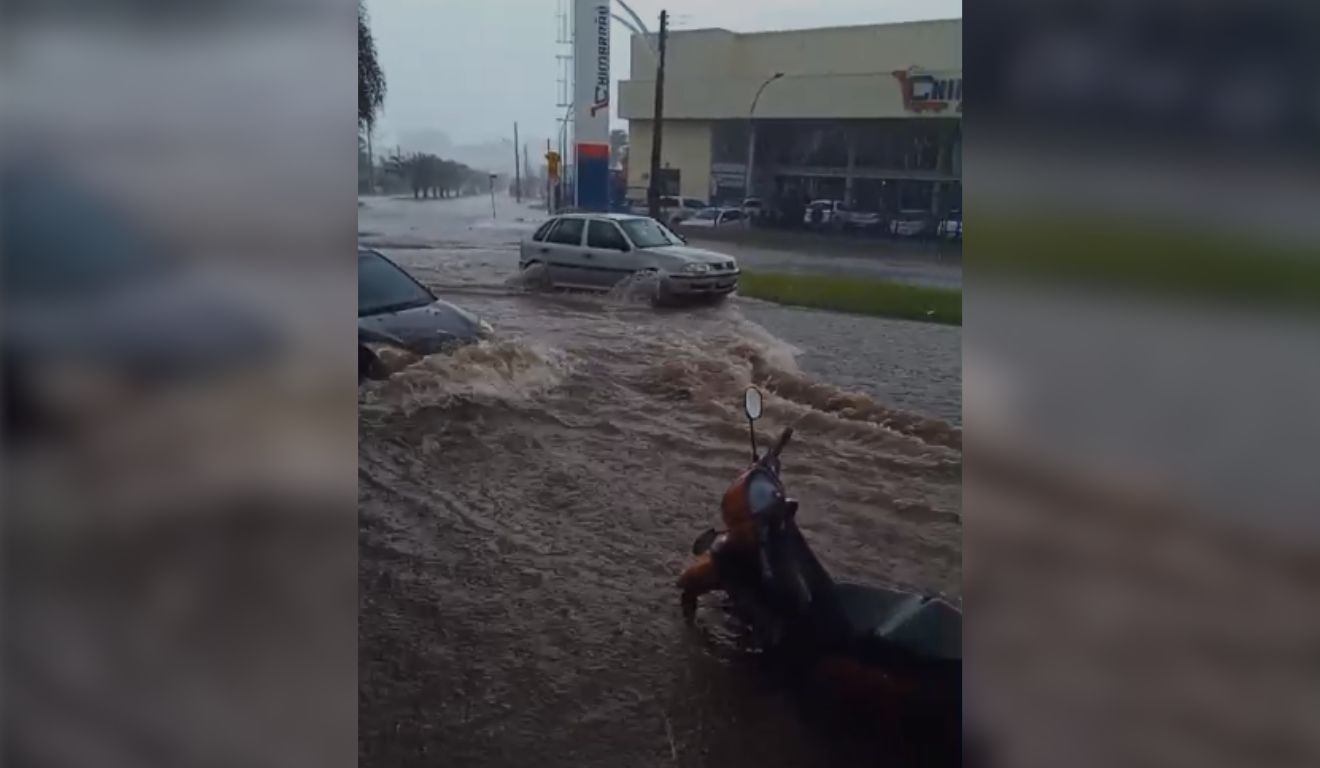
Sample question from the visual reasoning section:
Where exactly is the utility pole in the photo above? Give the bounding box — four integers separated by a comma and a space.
366, 126, 375, 194
524, 142, 532, 201
646, 9, 669, 220
489, 173, 497, 219
513, 122, 522, 203
546, 138, 553, 211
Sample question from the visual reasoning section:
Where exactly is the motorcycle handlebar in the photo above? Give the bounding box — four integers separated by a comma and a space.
767, 427, 793, 461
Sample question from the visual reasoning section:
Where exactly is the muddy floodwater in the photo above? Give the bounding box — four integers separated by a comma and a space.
358, 196, 962, 767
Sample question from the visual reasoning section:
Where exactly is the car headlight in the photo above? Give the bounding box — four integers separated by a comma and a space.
478, 320, 495, 338
683, 263, 712, 274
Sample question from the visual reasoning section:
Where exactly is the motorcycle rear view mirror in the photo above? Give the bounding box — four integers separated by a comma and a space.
743, 387, 763, 461
744, 387, 763, 421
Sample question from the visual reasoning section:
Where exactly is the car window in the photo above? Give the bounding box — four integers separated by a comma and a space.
359, 250, 434, 317
532, 219, 556, 241
546, 217, 585, 245
722, 210, 744, 222
684, 199, 705, 209
587, 220, 630, 250
837, 203, 850, 212
660, 196, 679, 208
619, 218, 681, 248
693, 209, 718, 220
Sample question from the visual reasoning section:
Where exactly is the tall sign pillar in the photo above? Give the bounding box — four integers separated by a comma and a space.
573, 0, 611, 211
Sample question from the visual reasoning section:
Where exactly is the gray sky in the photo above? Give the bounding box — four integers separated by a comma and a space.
365, 0, 961, 150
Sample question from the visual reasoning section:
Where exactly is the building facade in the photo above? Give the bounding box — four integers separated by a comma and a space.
619, 19, 962, 217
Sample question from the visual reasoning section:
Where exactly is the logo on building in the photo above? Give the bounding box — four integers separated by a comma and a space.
590, 4, 610, 116
892, 68, 963, 114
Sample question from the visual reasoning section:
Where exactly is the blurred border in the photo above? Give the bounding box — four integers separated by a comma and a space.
3, 4, 359, 767
966, 1, 1320, 766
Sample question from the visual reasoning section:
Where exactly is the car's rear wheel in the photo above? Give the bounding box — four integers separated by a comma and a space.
521, 260, 553, 291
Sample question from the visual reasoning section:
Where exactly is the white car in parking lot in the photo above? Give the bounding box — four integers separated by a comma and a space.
680, 207, 747, 228
519, 213, 740, 302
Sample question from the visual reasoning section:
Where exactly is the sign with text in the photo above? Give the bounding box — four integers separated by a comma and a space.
893, 68, 963, 114
574, 0, 610, 209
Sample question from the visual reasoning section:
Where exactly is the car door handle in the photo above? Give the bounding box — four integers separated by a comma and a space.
583, 252, 594, 259
539, 247, 549, 254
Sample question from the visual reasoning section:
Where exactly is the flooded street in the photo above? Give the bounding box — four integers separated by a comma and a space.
358, 195, 962, 766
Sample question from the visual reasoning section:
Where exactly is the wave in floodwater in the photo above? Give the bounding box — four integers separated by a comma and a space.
359, 338, 575, 419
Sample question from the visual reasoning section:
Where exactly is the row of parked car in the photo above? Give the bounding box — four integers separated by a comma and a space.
624, 196, 962, 240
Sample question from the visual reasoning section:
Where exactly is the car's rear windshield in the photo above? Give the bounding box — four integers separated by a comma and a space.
619, 218, 681, 248
359, 251, 433, 317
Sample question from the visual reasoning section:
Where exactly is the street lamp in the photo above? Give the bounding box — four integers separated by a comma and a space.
743, 72, 784, 203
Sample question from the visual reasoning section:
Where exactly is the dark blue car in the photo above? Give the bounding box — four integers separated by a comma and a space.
358, 249, 491, 382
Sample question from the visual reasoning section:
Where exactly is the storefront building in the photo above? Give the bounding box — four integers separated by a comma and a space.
618, 19, 962, 216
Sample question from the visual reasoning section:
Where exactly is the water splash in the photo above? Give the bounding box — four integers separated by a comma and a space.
604, 270, 664, 305
506, 262, 553, 292
360, 338, 575, 417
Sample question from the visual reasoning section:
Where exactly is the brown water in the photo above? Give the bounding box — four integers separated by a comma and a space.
358, 197, 962, 767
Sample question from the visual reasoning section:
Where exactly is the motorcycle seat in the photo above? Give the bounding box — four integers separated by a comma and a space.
833, 583, 961, 662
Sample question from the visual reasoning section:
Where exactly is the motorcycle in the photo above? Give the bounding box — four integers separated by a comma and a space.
677, 386, 962, 740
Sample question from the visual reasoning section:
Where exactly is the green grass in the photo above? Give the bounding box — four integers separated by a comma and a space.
738, 272, 962, 325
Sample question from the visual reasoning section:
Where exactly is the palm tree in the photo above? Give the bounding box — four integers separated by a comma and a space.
359, 1, 386, 130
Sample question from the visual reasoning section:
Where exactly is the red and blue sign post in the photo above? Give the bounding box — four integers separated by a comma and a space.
574, 0, 611, 211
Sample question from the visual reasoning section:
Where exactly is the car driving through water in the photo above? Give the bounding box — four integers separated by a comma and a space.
358, 248, 492, 382
519, 213, 740, 303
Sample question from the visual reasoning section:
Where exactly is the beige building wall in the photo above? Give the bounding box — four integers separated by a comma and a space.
625, 120, 713, 202
620, 20, 962, 122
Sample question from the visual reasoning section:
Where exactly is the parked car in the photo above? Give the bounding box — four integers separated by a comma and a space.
680, 207, 747, 228
803, 199, 881, 229
626, 196, 707, 226
937, 210, 962, 240
519, 213, 740, 302
741, 198, 764, 220
889, 210, 932, 238
358, 248, 492, 382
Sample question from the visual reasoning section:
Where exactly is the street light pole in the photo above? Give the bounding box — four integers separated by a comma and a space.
646, 9, 669, 220
743, 72, 784, 203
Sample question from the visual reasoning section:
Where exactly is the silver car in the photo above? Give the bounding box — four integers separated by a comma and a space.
519, 213, 741, 301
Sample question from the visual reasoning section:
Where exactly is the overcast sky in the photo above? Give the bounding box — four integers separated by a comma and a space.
365, 0, 961, 149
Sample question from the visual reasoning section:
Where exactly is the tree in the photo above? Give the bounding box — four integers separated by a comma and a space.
358, 2, 386, 130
